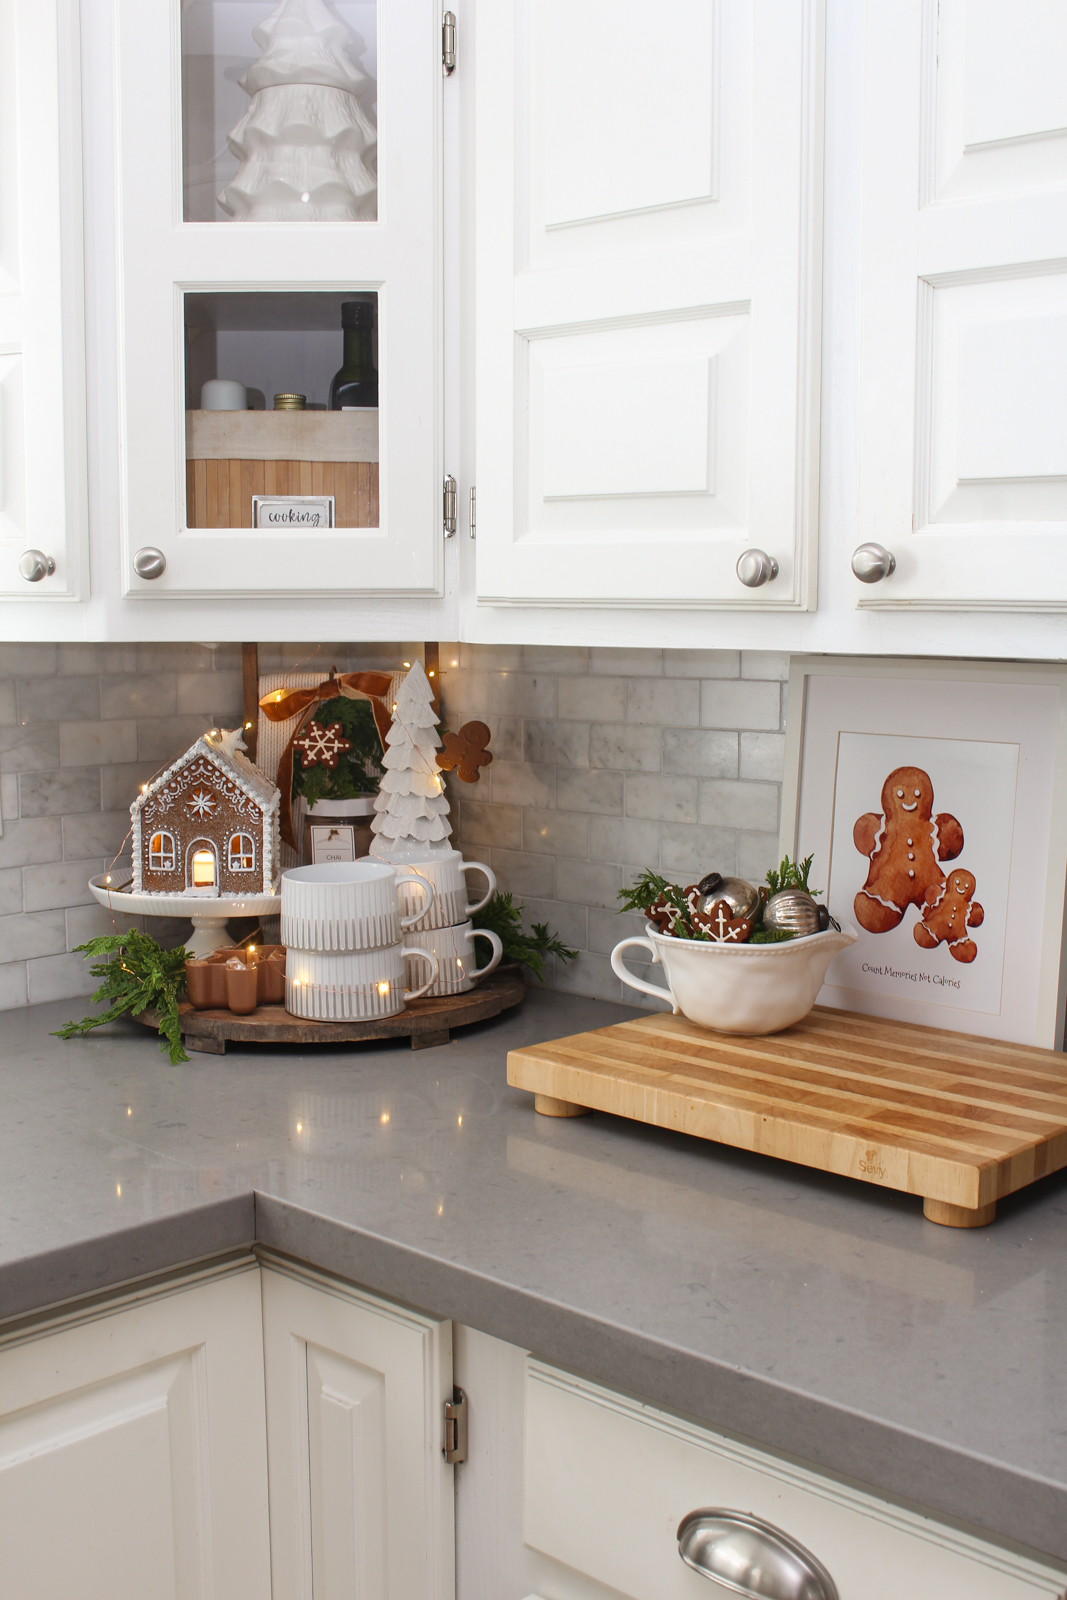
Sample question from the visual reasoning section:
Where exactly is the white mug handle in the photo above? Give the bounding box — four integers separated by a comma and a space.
465, 926, 503, 983
396, 872, 437, 929
610, 936, 678, 1012
461, 861, 497, 916
401, 946, 439, 1000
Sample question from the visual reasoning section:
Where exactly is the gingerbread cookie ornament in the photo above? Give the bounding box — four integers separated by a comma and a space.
437, 721, 493, 783
914, 869, 984, 963
853, 766, 964, 934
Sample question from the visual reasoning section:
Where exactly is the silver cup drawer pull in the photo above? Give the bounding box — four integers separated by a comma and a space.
677, 1510, 838, 1600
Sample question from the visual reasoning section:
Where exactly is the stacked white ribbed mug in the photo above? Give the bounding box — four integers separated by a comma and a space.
395, 852, 504, 996
280, 861, 442, 1020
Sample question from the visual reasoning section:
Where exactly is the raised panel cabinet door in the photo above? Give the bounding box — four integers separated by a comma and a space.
473, 0, 824, 608
113, 0, 441, 598
0, 1263, 272, 1600
856, 0, 1067, 609
260, 1259, 455, 1600
0, 0, 88, 600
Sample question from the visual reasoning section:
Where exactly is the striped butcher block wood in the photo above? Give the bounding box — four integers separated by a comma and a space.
506, 1006, 1067, 1227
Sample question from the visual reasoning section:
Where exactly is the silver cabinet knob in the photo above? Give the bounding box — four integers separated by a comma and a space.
736, 549, 779, 587
18, 550, 56, 583
678, 1510, 838, 1600
851, 542, 896, 583
133, 547, 167, 580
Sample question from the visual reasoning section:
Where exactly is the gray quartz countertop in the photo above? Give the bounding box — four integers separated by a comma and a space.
2, 987, 1065, 1565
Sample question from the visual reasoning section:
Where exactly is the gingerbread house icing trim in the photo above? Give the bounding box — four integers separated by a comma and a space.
130, 733, 280, 896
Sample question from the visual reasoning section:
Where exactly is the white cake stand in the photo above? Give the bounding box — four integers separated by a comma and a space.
89, 874, 279, 957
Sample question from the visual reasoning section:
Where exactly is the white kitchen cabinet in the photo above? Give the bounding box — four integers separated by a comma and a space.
260, 1256, 456, 1600
472, 0, 824, 610
111, 0, 442, 600
854, 0, 1067, 611
0, 0, 88, 602
452, 1324, 1067, 1600
0, 1260, 271, 1600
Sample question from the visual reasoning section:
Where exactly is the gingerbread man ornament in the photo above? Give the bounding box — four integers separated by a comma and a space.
853, 766, 964, 934
437, 721, 493, 783
914, 869, 984, 964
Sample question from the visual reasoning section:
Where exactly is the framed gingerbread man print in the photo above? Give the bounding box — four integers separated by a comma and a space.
781, 657, 1067, 1048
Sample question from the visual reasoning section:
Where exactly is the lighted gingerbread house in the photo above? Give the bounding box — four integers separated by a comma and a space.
130, 729, 280, 897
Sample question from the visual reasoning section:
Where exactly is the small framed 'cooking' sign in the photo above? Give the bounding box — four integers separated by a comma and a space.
252, 495, 335, 529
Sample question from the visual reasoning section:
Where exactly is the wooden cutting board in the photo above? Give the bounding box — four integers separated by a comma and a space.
506, 1006, 1067, 1226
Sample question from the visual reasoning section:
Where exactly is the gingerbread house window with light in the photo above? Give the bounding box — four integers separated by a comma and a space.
130, 728, 280, 898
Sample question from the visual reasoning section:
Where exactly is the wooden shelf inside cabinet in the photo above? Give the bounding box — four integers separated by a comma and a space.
185, 410, 379, 529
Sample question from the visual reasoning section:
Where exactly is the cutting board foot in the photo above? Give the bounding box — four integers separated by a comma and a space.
534, 1093, 590, 1118
923, 1197, 996, 1228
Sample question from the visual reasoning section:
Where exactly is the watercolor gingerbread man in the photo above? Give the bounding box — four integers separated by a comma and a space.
914, 868, 984, 963
852, 765, 964, 935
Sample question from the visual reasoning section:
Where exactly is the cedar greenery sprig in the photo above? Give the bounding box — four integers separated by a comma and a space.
471, 891, 578, 983
616, 870, 690, 923
765, 854, 821, 898
53, 931, 190, 1065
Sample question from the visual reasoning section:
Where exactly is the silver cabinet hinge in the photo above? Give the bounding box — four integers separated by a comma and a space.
442, 11, 456, 74
443, 474, 457, 537
469, 485, 476, 539
443, 1386, 467, 1463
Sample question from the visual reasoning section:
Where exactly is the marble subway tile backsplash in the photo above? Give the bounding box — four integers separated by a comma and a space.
439, 644, 789, 1007
0, 643, 247, 1008
0, 640, 790, 1013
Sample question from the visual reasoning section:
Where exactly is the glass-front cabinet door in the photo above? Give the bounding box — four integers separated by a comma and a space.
116, 0, 441, 598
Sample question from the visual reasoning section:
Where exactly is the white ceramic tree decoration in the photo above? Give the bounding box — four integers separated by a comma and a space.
370, 661, 453, 863
218, 0, 377, 222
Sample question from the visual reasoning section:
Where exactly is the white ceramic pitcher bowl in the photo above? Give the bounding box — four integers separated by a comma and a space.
281, 860, 435, 952
611, 922, 857, 1035
405, 920, 504, 996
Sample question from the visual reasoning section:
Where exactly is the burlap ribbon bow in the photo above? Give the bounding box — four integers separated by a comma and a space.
259, 670, 393, 849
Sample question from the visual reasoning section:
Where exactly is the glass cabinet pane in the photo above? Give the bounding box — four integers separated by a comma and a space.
183, 290, 379, 528
181, 0, 378, 223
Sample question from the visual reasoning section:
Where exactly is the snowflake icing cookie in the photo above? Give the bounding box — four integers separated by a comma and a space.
852, 765, 964, 935
914, 869, 984, 964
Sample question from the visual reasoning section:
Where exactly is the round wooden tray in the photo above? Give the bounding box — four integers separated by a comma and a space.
138, 966, 525, 1055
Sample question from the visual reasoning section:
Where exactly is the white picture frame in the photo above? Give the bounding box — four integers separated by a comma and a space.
781, 656, 1067, 1048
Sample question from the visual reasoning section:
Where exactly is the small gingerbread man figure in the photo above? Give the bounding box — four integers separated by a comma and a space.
914, 869, 984, 963
853, 765, 964, 935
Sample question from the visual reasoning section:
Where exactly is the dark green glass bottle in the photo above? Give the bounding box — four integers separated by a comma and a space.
329, 300, 378, 410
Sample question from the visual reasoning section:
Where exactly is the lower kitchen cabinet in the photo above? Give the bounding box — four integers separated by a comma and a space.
4, 1261, 1065, 1600
259, 1256, 456, 1600
0, 1260, 272, 1600
454, 1324, 1067, 1600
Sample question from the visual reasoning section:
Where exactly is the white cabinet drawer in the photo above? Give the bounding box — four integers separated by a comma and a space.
523, 1362, 1065, 1600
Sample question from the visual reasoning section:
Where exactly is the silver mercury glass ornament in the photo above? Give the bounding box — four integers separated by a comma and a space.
694, 872, 760, 921
762, 888, 823, 937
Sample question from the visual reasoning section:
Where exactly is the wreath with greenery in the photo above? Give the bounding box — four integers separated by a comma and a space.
291, 694, 385, 807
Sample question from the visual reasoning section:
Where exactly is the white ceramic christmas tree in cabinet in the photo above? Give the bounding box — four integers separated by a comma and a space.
218, 0, 377, 223
370, 660, 452, 864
